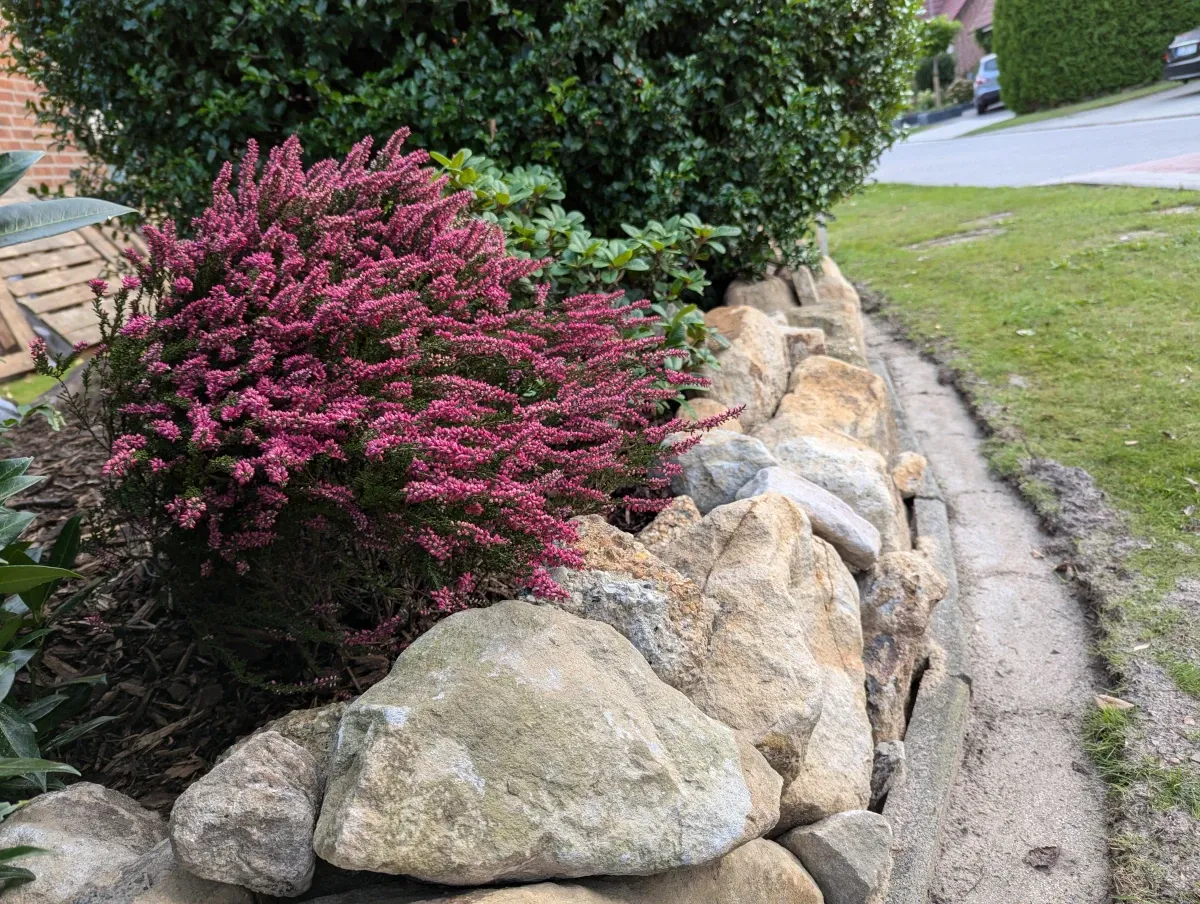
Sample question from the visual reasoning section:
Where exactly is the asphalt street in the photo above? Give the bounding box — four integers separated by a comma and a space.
875, 82, 1200, 189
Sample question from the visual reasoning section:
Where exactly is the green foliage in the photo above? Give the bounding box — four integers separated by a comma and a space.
432, 148, 737, 373
915, 55, 957, 93
0, 151, 130, 247
974, 27, 994, 55
993, 0, 1200, 112
945, 78, 976, 106
919, 14, 963, 59
2, 0, 922, 275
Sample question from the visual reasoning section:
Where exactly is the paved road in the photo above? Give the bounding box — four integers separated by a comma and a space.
876, 82, 1200, 189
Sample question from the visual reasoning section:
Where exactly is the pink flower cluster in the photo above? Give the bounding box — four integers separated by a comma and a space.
81, 130, 720, 630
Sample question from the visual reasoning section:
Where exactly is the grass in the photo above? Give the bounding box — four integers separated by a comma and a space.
832, 181, 1200, 901
964, 81, 1176, 136
0, 372, 58, 406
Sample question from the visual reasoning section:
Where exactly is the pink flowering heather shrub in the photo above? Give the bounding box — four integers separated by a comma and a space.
38, 130, 726, 679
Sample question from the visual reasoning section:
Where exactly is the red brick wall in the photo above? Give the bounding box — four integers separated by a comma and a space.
0, 59, 88, 190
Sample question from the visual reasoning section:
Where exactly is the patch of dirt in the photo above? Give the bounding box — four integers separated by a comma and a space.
864, 285, 1200, 904
906, 227, 1006, 250
964, 212, 1015, 227
1153, 205, 1197, 216
1115, 230, 1170, 243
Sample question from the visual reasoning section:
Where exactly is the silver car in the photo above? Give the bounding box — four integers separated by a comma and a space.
974, 54, 1000, 114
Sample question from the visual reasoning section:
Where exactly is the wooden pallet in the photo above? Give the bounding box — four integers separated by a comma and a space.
0, 223, 146, 379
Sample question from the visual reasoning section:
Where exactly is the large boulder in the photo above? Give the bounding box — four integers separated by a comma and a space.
170, 731, 321, 896
548, 515, 715, 691
313, 601, 781, 885
700, 306, 789, 430
670, 430, 779, 514
221, 701, 346, 783
780, 810, 894, 904
781, 326, 827, 367
71, 840, 252, 904
782, 356, 899, 461
753, 417, 910, 554
859, 547, 949, 741
656, 493, 873, 829
736, 466, 881, 571
724, 277, 797, 319
0, 784, 166, 904
678, 397, 743, 433
814, 256, 860, 308
637, 495, 703, 552
586, 839, 823, 904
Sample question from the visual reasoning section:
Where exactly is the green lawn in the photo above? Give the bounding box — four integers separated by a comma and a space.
832, 182, 1200, 901
965, 81, 1176, 136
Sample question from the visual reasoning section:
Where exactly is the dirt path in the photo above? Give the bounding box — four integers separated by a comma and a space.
867, 320, 1112, 903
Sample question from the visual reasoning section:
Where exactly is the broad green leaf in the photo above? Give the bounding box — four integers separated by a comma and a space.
0, 199, 136, 250
0, 846, 45, 863
0, 461, 31, 485
22, 515, 81, 617
0, 706, 38, 760
44, 714, 117, 752
0, 513, 33, 552
0, 862, 37, 887
0, 566, 78, 596
0, 152, 42, 199
0, 758, 77, 779
0, 475, 43, 505
0, 649, 33, 704
18, 694, 67, 725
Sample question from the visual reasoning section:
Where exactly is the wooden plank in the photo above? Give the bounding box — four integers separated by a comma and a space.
80, 225, 125, 264
0, 244, 101, 279
22, 283, 96, 315
7, 260, 107, 298
62, 323, 102, 348
0, 350, 35, 380
43, 303, 103, 338
0, 232, 84, 261
0, 281, 35, 360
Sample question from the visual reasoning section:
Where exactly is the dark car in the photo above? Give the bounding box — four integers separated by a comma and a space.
1165, 28, 1200, 82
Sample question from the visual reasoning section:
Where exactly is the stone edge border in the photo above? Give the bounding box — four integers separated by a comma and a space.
868, 353, 972, 904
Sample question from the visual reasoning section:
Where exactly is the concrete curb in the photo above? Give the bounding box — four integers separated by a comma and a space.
869, 354, 973, 904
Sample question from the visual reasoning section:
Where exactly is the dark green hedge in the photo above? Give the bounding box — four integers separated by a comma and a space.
916, 56, 957, 93
1, 0, 921, 275
994, 0, 1200, 112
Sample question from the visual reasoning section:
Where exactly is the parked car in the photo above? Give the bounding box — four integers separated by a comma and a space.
1165, 28, 1200, 82
973, 54, 1001, 114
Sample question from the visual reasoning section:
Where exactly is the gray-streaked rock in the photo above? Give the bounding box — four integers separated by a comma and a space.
678, 397, 743, 432
656, 493, 872, 829
221, 701, 346, 783
313, 601, 780, 885
779, 810, 894, 904
170, 731, 320, 896
586, 839, 823, 903
871, 741, 907, 809
0, 784, 165, 904
891, 451, 927, 499
753, 417, 911, 554
670, 430, 779, 514
736, 466, 881, 571
701, 306, 789, 430
70, 840, 252, 904
782, 355, 899, 461
548, 516, 715, 691
637, 495, 703, 552
860, 549, 949, 742
725, 276, 797, 319
781, 326, 827, 367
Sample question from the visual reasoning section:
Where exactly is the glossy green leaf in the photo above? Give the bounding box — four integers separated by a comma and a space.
0, 566, 78, 596
0, 758, 77, 779
0, 152, 42, 199
0, 199, 135, 250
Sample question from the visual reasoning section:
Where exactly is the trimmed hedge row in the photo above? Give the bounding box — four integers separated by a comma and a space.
994, 0, 1200, 112
3, 0, 922, 275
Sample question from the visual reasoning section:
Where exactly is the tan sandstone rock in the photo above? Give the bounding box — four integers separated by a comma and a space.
753, 416, 911, 554
549, 515, 715, 691
678, 397, 743, 432
891, 451, 927, 499
781, 326, 827, 367
72, 840, 252, 904
656, 493, 873, 829
860, 547, 949, 741
782, 355, 899, 461
815, 255, 860, 307
724, 276, 797, 319
314, 601, 780, 884
791, 266, 820, 306
701, 306, 789, 430
637, 495, 703, 552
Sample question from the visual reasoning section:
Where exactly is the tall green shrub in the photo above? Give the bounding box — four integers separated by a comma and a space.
994, 0, 1200, 112
2, 0, 922, 274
